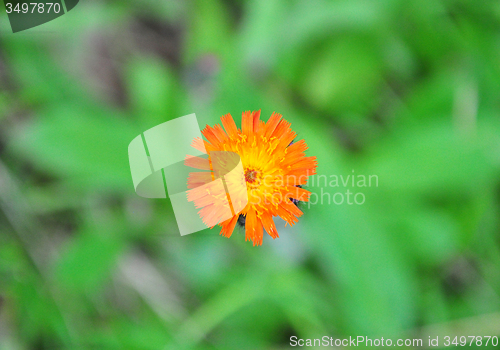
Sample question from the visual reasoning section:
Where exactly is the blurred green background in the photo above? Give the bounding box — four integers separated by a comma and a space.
1, 0, 500, 349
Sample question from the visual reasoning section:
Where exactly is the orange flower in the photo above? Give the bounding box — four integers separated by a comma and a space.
186, 110, 317, 246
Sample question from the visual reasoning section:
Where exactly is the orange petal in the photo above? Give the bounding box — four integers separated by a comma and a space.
191, 137, 208, 153
253, 217, 264, 246
241, 110, 253, 136
245, 208, 257, 243
220, 215, 238, 238
187, 172, 213, 188
252, 109, 261, 133
286, 186, 311, 202
202, 125, 223, 147
261, 211, 279, 239
213, 124, 229, 143
277, 200, 302, 226
271, 119, 291, 139
221, 113, 238, 139
283, 156, 318, 171
286, 139, 308, 154
264, 112, 281, 138
185, 155, 211, 170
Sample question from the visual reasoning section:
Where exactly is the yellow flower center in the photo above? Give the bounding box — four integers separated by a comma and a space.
244, 168, 263, 191
245, 169, 258, 183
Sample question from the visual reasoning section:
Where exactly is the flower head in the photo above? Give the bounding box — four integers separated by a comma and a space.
186, 110, 317, 246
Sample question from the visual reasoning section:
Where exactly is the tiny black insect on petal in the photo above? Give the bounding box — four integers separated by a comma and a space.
237, 214, 246, 228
